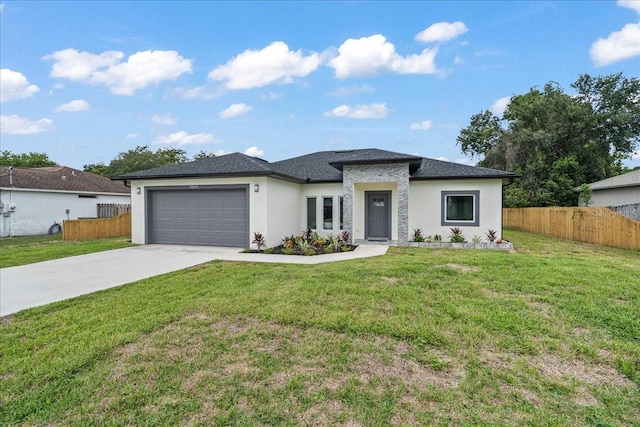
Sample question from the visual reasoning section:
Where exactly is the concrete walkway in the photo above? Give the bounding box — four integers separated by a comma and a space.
0, 244, 388, 316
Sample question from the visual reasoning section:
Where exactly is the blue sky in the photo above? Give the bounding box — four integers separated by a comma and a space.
1, 1, 639, 170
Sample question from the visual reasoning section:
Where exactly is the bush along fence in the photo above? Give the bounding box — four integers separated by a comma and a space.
97, 203, 131, 218
62, 212, 131, 241
503, 207, 639, 251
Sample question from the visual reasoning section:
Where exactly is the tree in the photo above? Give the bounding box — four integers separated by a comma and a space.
0, 150, 58, 168
90, 145, 189, 178
83, 163, 108, 176
579, 183, 593, 207
457, 74, 640, 207
193, 150, 217, 160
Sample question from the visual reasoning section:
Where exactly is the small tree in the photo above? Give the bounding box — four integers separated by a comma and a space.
579, 183, 593, 207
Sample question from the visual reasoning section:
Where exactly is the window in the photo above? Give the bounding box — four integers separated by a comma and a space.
441, 191, 479, 226
306, 197, 316, 229
78, 194, 97, 199
323, 197, 333, 230
339, 196, 344, 229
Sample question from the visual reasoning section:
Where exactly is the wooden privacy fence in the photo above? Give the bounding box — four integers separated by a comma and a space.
97, 203, 131, 218
503, 207, 639, 251
63, 212, 131, 241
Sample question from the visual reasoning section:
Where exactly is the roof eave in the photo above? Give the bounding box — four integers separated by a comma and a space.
329, 158, 422, 171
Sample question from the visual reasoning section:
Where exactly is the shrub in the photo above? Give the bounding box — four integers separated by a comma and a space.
472, 235, 482, 244
412, 228, 424, 242
339, 230, 351, 245
252, 232, 266, 252
486, 229, 497, 243
449, 227, 466, 243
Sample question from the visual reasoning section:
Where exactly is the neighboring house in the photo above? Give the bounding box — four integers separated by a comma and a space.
577, 169, 640, 207
115, 149, 516, 248
0, 166, 131, 237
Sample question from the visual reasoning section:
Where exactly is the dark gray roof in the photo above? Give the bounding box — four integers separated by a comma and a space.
411, 158, 517, 180
115, 152, 301, 181
114, 149, 516, 182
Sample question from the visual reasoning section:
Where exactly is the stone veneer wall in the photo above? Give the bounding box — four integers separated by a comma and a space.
342, 163, 410, 244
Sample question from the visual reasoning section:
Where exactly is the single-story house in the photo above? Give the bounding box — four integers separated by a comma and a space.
576, 169, 640, 207
0, 166, 131, 237
115, 149, 517, 247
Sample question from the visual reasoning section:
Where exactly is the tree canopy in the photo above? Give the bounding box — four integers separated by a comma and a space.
0, 150, 58, 168
457, 73, 640, 207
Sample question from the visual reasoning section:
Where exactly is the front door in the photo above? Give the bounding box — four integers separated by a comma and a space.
365, 191, 391, 240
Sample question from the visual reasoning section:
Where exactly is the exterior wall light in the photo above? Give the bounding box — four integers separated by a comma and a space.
136, 187, 141, 195
254, 184, 259, 192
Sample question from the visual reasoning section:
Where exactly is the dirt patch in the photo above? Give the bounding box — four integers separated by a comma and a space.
439, 263, 481, 273
572, 386, 599, 407
0, 314, 15, 326
531, 353, 634, 388
380, 276, 399, 285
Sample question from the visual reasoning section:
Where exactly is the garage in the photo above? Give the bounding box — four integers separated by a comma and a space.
147, 186, 249, 247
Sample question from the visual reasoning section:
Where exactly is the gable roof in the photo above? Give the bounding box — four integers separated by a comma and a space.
114, 149, 517, 182
0, 166, 130, 194
579, 169, 640, 191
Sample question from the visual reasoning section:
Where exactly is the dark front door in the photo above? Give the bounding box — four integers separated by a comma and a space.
365, 191, 391, 240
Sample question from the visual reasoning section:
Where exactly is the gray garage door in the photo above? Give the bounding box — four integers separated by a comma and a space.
148, 187, 249, 246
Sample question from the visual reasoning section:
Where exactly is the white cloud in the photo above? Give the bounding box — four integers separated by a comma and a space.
410, 120, 432, 130
208, 41, 322, 89
632, 150, 640, 160
0, 69, 39, 102
43, 48, 192, 95
619, 0, 640, 14
0, 4, 4, 13
415, 21, 468, 43
126, 133, 138, 139
324, 103, 388, 119
54, 99, 89, 112
153, 131, 219, 146
590, 22, 640, 66
329, 34, 438, 78
490, 97, 510, 116
0, 114, 53, 134
326, 84, 375, 97
219, 103, 253, 119
260, 92, 282, 101
151, 114, 176, 125
454, 56, 464, 65
243, 146, 264, 157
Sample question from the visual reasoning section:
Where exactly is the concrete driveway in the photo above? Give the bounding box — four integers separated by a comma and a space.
0, 244, 388, 316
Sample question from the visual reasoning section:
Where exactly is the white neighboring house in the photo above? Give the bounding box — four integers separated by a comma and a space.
577, 169, 640, 207
0, 166, 131, 237
115, 149, 517, 248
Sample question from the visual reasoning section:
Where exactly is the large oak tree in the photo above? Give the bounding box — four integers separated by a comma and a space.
457, 73, 639, 207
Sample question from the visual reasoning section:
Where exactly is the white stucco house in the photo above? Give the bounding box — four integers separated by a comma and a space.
115, 149, 517, 247
0, 166, 131, 237
577, 169, 640, 207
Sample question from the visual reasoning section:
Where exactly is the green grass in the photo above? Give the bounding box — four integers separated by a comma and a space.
0, 235, 134, 268
1, 229, 638, 426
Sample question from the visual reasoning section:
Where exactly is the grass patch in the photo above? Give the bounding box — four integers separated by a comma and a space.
1, 229, 638, 425
0, 235, 134, 268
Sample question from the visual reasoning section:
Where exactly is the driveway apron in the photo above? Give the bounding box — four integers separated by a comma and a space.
0, 244, 388, 316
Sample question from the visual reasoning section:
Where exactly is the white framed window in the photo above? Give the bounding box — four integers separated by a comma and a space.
441, 191, 479, 226
323, 197, 333, 230
306, 197, 317, 229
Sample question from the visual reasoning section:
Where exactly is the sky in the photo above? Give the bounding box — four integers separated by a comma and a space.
1, 0, 639, 170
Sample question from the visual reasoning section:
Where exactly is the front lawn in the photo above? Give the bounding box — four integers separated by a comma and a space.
0, 235, 134, 268
1, 230, 638, 425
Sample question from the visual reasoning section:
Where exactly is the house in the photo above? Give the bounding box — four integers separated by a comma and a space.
115, 149, 517, 247
577, 169, 640, 207
0, 166, 131, 237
